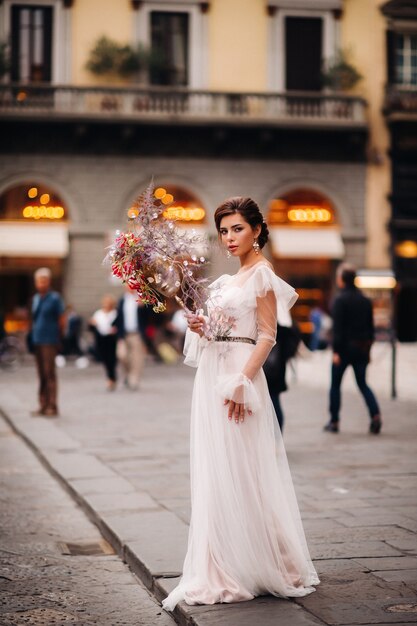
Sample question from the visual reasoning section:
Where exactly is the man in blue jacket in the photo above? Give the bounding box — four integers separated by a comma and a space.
324, 263, 382, 435
31, 267, 65, 417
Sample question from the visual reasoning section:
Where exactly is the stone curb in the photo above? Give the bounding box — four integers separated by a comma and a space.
0, 403, 195, 624
0, 397, 327, 626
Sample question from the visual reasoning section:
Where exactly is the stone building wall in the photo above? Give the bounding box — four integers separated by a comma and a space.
0, 153, 366, 317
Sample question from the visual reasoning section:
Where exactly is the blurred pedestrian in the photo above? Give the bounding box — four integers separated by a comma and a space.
167, 306, 188, 353
62, 305, 83, 357
324, 263, 382, 434
90, 295, 118, 391
141, 307, 164, 362
114, 286, 147, 390
264, 321, 300, 432
309, 304, 331, 351
30, 268, 65, 417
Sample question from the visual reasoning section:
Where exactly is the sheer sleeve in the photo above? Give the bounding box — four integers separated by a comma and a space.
214, 265, 297, 412
214, 290, 276, 411
243, 289, 277, 380
183, 328, 208, 368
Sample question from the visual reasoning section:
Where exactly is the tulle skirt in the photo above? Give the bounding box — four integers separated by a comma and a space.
162, 341, 319, 611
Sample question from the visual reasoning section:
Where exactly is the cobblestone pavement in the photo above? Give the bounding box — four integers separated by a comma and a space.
1, 343, 417, 626
0, 416, 174, 626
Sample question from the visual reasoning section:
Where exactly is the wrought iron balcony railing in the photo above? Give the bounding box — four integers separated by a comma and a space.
0, 84, 367, 126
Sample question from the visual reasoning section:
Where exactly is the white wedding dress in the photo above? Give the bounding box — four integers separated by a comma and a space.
162, 262, 319, 611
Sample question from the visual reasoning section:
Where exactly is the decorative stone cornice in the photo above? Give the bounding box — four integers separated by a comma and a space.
381, 1, 417, 19
266, 0, 342, 10
131, 0, 209, 8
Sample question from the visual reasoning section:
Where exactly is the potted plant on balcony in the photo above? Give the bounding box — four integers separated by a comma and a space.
321, 49, 362, 92
86, 36, 155, 84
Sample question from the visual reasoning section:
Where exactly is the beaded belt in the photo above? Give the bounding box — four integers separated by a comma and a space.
214, 335, 256, 346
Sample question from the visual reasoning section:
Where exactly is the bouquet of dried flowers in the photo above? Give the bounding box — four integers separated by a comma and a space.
106, 182, 209, 314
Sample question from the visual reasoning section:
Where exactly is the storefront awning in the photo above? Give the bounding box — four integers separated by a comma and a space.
270, 227, 345, 259
0, 222, 69, 258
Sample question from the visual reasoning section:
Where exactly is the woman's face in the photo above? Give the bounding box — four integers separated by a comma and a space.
218, 212, 260, 258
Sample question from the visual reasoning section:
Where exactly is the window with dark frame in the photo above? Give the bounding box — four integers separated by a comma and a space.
11, 4, 53, 83
150, 11, 189, 86
395, 33, 417, 87
285, 16, 323, 91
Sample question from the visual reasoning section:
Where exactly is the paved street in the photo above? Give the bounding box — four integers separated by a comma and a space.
0, 416, 174, 625
1, 343, 417, 626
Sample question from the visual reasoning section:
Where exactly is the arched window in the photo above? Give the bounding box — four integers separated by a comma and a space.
266, 188, 343, 259
0, 182, 69, 333
151, 185, 206, 225
0, 182, 67, 222
266, 187, 344, 341
268, 189, 336, 227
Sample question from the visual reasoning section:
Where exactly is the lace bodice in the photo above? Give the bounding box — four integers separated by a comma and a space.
207, 262, 297, 344
183, 263, 298, 407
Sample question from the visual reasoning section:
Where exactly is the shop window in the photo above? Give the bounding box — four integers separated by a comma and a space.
150, 11, 189, 86
130, 185, 205, 224
11, 5, 53, 83
0, 183, 67, 221
268, 189, 335, 226
0, 182, 68, 333
267, 188, 341, 341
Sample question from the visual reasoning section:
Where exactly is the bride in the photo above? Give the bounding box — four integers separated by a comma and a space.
162, 196, 319, 611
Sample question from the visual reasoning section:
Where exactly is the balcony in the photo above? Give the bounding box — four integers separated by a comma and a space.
384, 85, 417, 119
0, 83, 367, 128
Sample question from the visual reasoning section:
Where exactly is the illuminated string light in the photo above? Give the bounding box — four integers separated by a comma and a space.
40, 193, 50, 205
287, 206, 332, 223
28, 187, 38, 199
355, 276, 397, 289
22, 205, 65, 220
395, 240, 417, 258
268, 198, 334, 225
161, 193, 174, 205
163, 206, 206, 222
127, 208, 139, 219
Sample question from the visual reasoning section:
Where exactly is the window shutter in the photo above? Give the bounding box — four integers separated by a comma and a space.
386, 29, 396, 85
43, 8, 53, 82
11, 7, 20, 81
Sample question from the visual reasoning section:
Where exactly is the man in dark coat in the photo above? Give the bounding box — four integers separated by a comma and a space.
264, 319, 301, 432
324, 263, 382, 434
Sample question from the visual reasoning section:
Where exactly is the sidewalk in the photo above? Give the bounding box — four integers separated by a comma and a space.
1, 344, 417, 626
0, 415, 175, 626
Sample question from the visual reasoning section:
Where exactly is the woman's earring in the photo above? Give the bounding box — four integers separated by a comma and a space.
226, 250, 232, 259
253, 239, 260, 255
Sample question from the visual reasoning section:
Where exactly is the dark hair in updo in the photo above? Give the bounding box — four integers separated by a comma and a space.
214, 197, 269, 249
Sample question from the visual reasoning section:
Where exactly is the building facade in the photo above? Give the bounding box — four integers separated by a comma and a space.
380, 0, 417, 342
0, 0, 387, 339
